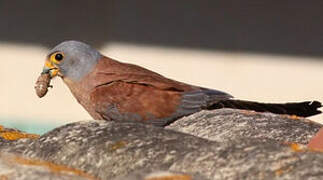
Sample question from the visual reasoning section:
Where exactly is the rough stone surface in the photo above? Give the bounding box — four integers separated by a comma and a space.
112, 171, 205, 180
0, 121, 213, 179
0, 152, 95, 180
0, 125, 39, 143
1, 109, 323, 180
167, 109, 322, 144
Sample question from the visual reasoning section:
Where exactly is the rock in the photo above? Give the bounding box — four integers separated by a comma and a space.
1, 109, 323, 179
0, 121, 213, 179
112, 171, 204, 180
0, 152, 96, 180
0, 125, 39, 155
0, 124, 39, 142
167, 109, 322, 144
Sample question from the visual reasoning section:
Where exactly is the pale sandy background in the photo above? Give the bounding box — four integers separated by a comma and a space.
0, 42, 322, 133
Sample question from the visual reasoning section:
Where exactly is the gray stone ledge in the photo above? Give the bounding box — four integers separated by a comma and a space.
1, 109, 323, 180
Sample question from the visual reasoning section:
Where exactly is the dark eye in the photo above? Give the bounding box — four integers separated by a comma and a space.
55, 53, 64, 61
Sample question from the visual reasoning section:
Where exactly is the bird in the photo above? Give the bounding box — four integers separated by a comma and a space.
39, 40, 322, 126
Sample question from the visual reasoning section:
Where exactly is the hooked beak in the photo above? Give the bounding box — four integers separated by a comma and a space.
42, 60, 59, 78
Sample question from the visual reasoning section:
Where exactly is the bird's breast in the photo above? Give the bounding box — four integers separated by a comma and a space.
62, 77, 102, 119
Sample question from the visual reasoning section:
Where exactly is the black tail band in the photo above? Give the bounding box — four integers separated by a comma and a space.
209, 100, 322, 117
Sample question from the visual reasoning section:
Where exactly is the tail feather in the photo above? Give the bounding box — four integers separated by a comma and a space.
208, 100, 322, 117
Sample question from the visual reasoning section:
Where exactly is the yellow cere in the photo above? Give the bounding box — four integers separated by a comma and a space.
45, 60, 55, 69
44, 60, 58, 77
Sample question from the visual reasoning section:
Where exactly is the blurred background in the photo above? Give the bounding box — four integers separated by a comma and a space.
0, 1, 323, 134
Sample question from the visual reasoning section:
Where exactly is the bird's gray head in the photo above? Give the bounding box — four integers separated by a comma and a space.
43, 40, 102, 81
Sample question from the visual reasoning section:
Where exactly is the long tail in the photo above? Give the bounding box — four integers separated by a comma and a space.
208, 100, 322, 117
